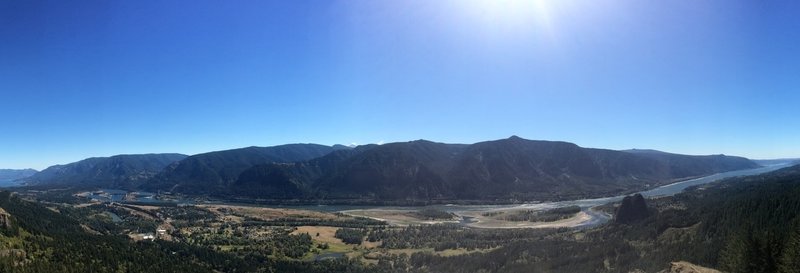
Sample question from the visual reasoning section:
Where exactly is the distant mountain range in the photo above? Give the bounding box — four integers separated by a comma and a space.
18, 137, 761, 201
0, 169, 38, 186
23, 154, 187, 189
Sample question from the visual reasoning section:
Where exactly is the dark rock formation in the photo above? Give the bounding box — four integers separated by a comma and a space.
615, 193, 650, 224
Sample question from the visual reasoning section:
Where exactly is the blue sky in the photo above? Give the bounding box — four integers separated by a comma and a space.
1, 0, 799, 170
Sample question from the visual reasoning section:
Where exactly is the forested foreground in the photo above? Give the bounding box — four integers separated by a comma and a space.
0, 190, 381, 273
1, 164, 800, 272
400, 164, 800, 273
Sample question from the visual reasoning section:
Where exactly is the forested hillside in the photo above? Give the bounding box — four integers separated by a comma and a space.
227, 136, 758, 201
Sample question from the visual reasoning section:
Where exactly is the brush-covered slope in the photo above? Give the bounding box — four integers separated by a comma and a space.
311, 140, 467, 199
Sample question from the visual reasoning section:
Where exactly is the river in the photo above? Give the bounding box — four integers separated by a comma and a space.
479, 163, 795, 228
342, 163, 796, 228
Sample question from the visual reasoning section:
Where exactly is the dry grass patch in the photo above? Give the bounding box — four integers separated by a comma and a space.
292, 226, 343, 245
362, 239, 381, 248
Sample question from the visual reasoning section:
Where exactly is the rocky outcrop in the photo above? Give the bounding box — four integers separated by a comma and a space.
0, 207, 11, 229
615, 194, 650, 224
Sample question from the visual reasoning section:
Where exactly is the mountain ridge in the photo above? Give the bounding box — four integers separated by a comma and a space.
21, 137, 761, 201
23, 153, 187, 189
223, 136, 759, 201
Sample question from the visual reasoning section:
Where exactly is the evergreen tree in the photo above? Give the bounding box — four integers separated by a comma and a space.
720, 230, 754, 273
780, 224, 800, 273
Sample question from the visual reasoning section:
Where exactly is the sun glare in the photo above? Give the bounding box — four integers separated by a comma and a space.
471, 0, 551, 25
458, 0, 558, 42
